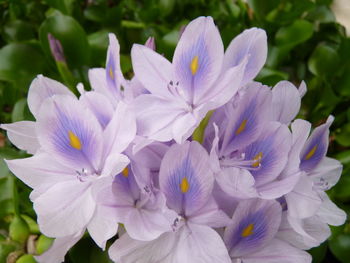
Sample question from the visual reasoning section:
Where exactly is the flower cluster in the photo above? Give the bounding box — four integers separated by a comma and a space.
2, 16, 346, 263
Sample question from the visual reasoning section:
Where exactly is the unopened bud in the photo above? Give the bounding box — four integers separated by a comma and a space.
16, 254, 36, 263
36, 235, 54, 255
9, 216, 30, 243
48, 33, 66, 63
145, 37, 156, 51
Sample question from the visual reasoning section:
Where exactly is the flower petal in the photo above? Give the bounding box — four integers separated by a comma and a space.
300, 116, 334, 172
159, 141, 214, 217
34, 180, 96, 237
173, 16, 224, 105
224, 199, 282, 257
220, 84, 272, 155
1, 121, 40, 154
35, 231, 84, 263
131, 44, 172, 98
242, 238, 312, 263
271, 81, 301, 124
37, 95, 103, 173
223, 28, 267, 85
79, 91, 114, 129
27, 75, 74, 118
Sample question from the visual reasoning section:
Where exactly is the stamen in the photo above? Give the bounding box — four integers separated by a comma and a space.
68, 131, 82, 150
190, 56, 199, 75
252, 152, 263, 168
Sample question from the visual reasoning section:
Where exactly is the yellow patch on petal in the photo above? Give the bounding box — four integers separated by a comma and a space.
190, 56, 199, 75
252, 152, 263, 168
304, 145, 317, 160
122, 167, 129, 177
180, 177, 190, 193
109, 66, 114, 80
241, 223, 254, 237
235, 119, 248, 135
68, 131, 82, 150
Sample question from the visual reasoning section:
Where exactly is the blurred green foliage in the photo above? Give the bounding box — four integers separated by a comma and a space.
0, 0, 349, 262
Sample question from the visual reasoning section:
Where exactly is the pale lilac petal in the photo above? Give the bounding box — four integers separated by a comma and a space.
224, 199, 282, 257
242, 238, 312, 263
198, 58, 247, 109
5, 152, 74, 189
34, 180, 95, 237
285, 175, 322, 219
101, 153, 130, 177
37, 95, 103, 173
159, 141, 214, 217
109, 231, 178, 263
1, 121, 40, 154
188, 197, 231, 228
110, 224, 231, 263
282, 119, 311, 176
316, 192, 347, 226
123, 203, 176, 241
220, 84, 272, 154
102, 101, 136, 158
300, 116, 334, 172
243, 122, 292, 186
35, 231, 84, 263
79, 91, 114, 129
105, 33, 125, 99
173, 16, 224, 104
171, 112, 197, 144
257, 172, 300, 199
216, 167, 258, 199
277, 214, 330, 250
309, 157, 342, 190
131, 44, 173, 98
27, 75, 74, 118
298, 81, 307, 98
271, 81, 301, 124
87, 204, 119, 249
134, 94, 183, 142
223, 28, 267, 85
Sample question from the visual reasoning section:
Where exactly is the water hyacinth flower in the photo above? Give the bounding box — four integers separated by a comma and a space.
132, 16, 267, 143
109, 141, 231, 262
1, 15, 347, 263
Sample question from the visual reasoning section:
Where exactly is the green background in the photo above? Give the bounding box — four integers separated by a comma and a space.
0, 0, 349, 262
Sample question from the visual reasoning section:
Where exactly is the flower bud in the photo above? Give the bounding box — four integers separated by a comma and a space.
36, 235, 54, 255
9, 216, 30, 243
16, 254, 36, 263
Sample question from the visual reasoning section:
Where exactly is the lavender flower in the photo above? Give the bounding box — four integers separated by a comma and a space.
1, 15, 346, 263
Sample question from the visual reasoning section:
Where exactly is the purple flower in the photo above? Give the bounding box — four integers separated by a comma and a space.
131, 17, 267, 143
109, 141, 231, 262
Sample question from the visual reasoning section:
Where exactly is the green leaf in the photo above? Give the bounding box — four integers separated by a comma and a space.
308, 241, 327, 263
88, 30, 109, 66
335, 123, 350, 147
44, 0, 75, 15
2, 20, 35, 43
11, 98, 33, 123
308, 44, 340, 77
0, 43, 45, 87
329, 232, 350, 263
39, 11, 90, 69
275, 19, 314, 48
